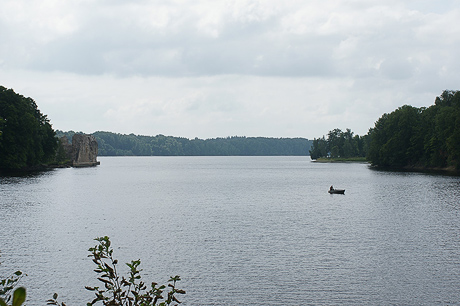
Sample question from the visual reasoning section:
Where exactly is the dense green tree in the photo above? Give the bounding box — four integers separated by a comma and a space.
368, 105, 422, 168
367, 90, 460, 170
309, 128, 367, 159
327, 129, 344, 157
0, 86, 58, 170
0, 117, 5, 141
309, 137, 328, 159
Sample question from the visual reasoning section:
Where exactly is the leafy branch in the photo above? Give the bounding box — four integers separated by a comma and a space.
0, 287, 26, 306
47, 236, 185, 306
0, 252, 26, 306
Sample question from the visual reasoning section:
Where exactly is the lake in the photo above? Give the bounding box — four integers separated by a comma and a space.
1, 156, 460, 305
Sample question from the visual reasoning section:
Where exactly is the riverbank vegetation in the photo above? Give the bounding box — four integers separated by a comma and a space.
310, 90, 460, 173
314, 157, 368, 163
367, 90, 460, 171
0, 87, 57, 171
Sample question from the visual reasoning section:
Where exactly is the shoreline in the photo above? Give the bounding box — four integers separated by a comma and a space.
370, 164, 460, 176
0, 160, 100, 176
312, 157, 368, 163
312, 157, 459, 175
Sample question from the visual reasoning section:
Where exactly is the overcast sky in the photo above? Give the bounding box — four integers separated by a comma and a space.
2, 0, 460, 139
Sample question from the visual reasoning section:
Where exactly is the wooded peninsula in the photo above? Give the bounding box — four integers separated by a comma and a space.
309, 90, 460, 172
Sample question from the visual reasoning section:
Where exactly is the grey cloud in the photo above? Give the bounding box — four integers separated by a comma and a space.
2, 0, 459, 83
0, 2, 352, 77
26, 24, 340, 78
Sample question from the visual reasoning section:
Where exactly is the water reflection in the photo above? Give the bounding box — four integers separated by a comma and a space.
0, 169, 55, 184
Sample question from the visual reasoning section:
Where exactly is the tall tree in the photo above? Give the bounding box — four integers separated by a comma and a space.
368, 105, 422, 168
309, 128, 367, 159
0, 86, 58, 170
367, 90, 460, 170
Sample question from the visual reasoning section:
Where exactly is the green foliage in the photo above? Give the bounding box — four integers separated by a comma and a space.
54, 141, 71, 164
368, 90, 460, 170
0, 86, 58, 170
313, 90, 460, 171
47, 236, 185, 306
309, 128, 368, 160
0, 287, 26, 306
0, 255, 24, 306
2, 237, 183, 306
0, 117, 5, 139
56, 131, 312, 157
367, 105, 422, 168
0, 271, 23, 300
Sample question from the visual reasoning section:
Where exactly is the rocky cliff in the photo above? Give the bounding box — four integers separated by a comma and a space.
59, 134, 99, 167
72, 134, 100, 167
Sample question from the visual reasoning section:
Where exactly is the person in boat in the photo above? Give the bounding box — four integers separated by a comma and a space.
330, 185, 334, 191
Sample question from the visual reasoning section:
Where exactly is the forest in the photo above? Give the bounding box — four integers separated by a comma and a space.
367, 90, 460, 170
56, 131, 312, 156
0, 86, 57, 170
310, 90, 460, 171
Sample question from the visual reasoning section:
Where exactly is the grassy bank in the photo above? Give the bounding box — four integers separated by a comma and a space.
313, 157, 368, 163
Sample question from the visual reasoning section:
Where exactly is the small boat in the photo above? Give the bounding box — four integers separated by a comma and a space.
328, 188, 345, 194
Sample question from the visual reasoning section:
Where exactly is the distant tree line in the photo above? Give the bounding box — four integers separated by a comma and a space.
56, 131, 312, 156
0, 86, 57, 170
367, 90, 460, 170
309, 128, 369, 159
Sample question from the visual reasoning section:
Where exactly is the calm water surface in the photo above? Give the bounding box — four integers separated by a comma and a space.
1, 156, 460, 305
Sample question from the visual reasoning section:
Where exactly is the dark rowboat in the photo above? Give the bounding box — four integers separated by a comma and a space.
328, 189, 345, 194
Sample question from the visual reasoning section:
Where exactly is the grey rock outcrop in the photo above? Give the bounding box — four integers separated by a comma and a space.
71, 134, 100, 167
